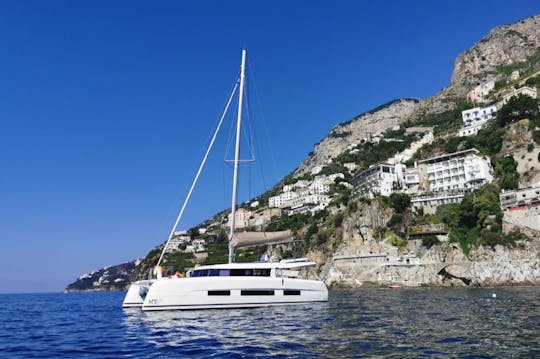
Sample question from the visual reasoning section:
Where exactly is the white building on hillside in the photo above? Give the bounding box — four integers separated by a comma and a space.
352, 163, 405, 198
406, 148, 493, 212
290, 194, 330, 208
165, 232, 191, 253
309, 182, 330, 195
289, 194, 331, 215
500, 186, 540, 209
269, 191, 299, 208
458, 105, 497, 137
406, 148, 493, 193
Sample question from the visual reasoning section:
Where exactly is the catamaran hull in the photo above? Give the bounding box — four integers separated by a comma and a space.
141, 276, 328, 311
122, 280, 156, 308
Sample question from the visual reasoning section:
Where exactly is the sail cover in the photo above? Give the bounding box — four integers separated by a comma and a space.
230, 230, 294, 249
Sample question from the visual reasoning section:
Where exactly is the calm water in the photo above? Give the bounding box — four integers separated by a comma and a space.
0, 287, 538, 358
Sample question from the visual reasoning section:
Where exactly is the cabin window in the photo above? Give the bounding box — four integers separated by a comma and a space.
209, 269, 231, 276
218, 269, 230, 276
253, 269, 270, 277
241, 290, 274, 296
208, 290, 230, 296
231, 269, 253, 276
193, 268, 271, 277
284, 290, 301, 296
192, 269, 209, 277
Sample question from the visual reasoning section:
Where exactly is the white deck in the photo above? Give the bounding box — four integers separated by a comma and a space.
141, 275, 327, 311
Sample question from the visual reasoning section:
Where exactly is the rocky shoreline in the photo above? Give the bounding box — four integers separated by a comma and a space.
323, 240, 540, 288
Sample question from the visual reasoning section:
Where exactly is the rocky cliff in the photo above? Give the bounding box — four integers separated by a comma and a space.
295, 99, 421, 176
451, 14, 540, 97
65, 260, 139, 292
297, 14, 540, 176
67, 13, 540, 291
323, 202, 540, 288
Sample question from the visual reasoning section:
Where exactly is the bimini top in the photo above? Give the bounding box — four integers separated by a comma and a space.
230, 230, 294, 249
192, 258, 317, 272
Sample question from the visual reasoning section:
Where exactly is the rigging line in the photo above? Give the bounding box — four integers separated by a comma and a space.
243, 76, 257, 162
243, 75, 258, 202
244, 87, 252, 202
247, 58, 272, 191
161, 76, 240, 241
223, 69, 242, 165
156, 80, 239, 268
248, 153, 253, 201
224, 100, 238, 165
251, 121, 269, 194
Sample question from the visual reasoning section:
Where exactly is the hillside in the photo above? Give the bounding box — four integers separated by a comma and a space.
65, 260, 139, 292
67, 14, 540, 291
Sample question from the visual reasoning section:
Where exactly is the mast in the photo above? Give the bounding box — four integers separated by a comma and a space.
229, 49, 247, 263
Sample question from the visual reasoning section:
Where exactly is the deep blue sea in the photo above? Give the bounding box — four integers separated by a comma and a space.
0, 287, 538, 358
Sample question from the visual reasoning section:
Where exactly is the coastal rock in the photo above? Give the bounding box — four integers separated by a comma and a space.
324, 240, 540, 288
295, 99, 421, 176
69, 14, 540, 291
450, 14, 540, 97
65, 260, 139, 292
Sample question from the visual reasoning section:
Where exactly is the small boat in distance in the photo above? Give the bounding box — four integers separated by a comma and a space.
122, 50, 328, 310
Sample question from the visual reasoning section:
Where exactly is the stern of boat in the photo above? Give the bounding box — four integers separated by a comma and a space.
122, 280, 155, 309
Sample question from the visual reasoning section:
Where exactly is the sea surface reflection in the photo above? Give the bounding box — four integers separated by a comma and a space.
1, 287, 538, 358
121, 287, 540, 358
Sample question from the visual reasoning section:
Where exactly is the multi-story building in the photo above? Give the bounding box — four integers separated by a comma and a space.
288, 194, 331, 215
458, 105, 497, 137
227, 207, 252, 229
406, 148, 492, 193
289, 194, 330, 208
269, 191, 299, 208
406, 148, 493, 212
352, 163, 405, 197
164, 231, 191, 253
309, 182, 330, 195
408, 190, 465, 211
500, 186, 540, 209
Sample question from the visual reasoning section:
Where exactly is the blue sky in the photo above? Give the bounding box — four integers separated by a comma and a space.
0, 1, 538, 293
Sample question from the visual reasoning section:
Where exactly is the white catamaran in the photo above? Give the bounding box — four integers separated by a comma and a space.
122, 50, 328, 311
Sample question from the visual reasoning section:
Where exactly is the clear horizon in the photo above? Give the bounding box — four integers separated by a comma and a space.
1, 0, 538, 293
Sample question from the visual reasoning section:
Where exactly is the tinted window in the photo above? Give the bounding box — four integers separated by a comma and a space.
192, 269, 208, 277
241, 290, 274, 296
208, 290, 230, 296
284, 290, 301, 296
219, 269, 230, 276
231, 269, 253, 276
253, 269, 270, 277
